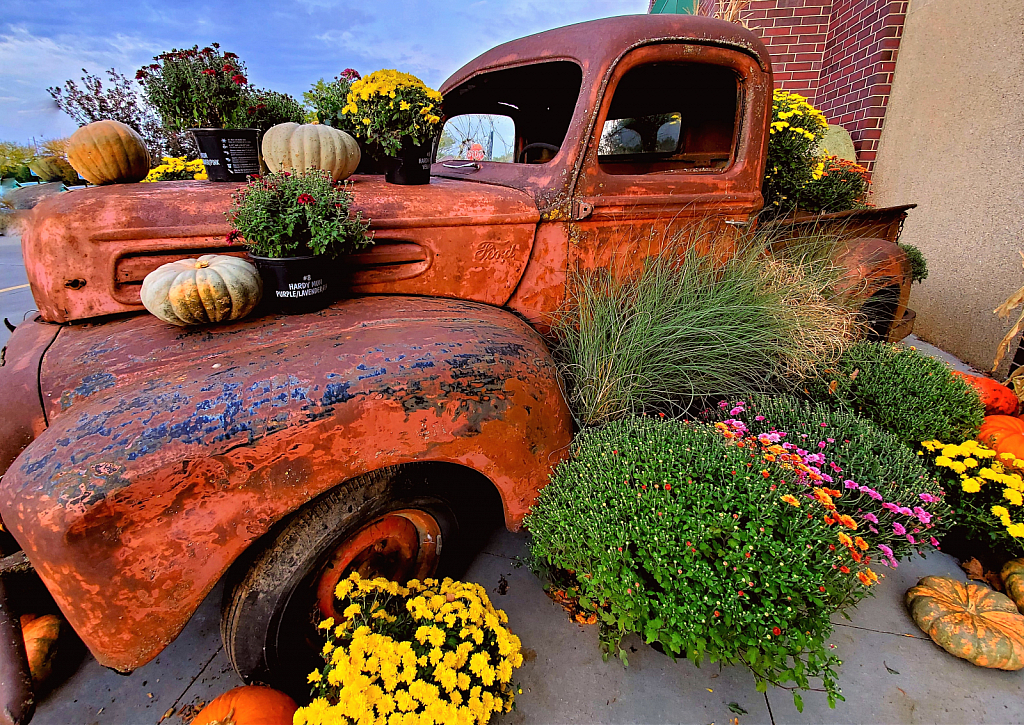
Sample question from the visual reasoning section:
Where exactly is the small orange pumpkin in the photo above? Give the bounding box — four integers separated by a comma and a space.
67, 120, 151, 185
19, 614, 61, 688
1003, 559, 1024, 614
190, 686, 297, 725
906, 575, 1024, 670
977, 415, 1024, 465
953, 371, 1019, 415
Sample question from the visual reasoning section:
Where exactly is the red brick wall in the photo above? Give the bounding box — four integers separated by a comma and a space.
654, 1, 908, 172
811, 0, 907, 169
741, 0, 831, 98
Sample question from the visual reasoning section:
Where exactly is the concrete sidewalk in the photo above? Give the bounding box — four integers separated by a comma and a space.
29, 528, 1024, 725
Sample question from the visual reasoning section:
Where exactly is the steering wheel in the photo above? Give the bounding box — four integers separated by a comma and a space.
517, 142, 560, 163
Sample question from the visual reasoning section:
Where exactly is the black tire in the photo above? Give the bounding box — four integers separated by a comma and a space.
220, 465, 459, 699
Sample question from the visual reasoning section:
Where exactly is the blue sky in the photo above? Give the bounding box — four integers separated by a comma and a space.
1, 0, 648, 143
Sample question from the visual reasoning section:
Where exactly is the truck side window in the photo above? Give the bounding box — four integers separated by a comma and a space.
598, 62, 739, 174
441, 61, 583, 164
438, 114, 516, 162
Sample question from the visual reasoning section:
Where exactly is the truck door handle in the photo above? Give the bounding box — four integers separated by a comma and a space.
572, 201, 594, 221
725, 219, 751, 228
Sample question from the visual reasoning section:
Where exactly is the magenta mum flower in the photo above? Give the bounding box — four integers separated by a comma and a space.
893, 522, 906, 536
297, 193, 316, 205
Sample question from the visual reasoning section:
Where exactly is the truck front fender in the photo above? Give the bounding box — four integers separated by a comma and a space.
0, 296, 571, 672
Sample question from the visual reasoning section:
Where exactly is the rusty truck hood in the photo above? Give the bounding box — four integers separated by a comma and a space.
21, 176, 540, 323
1, 296, 570, 671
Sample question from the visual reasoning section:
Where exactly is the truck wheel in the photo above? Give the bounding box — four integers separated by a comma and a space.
220, 466, 457, 698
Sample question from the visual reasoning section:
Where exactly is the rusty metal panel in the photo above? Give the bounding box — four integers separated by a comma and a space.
0, 318, 59, 477
833, 237, 913, 337
21, 177, 539, 324
1, 296, 571, 672
763, 204, 917, 245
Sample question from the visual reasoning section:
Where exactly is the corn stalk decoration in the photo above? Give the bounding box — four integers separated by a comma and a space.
993, 252, 1024, 389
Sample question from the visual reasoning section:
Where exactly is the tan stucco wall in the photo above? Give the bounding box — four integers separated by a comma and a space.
871, 0, 1024, 374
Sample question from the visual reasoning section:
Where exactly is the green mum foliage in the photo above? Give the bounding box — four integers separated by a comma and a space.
527, 416, 871, 709
803, 342, 984, 445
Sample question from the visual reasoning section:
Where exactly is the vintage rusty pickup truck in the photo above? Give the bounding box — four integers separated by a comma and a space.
0, 13, 914, 705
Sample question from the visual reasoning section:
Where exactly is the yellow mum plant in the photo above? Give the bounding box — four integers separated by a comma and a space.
295, 573, 523, 725
141, 155, 207, 182
920, 439, 1024, 555
340, 70, 443, 157
763, 89, 829, 217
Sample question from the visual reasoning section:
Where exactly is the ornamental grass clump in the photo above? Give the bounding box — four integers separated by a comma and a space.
714, 396, 948, 564
295, 573, 522, 725
526, 416, 878, 709
341, 70, 443, 156
226, 169, 371, 259
551, 237, 858, 426
803, 341, 985, 445
920, 439, 1024, 558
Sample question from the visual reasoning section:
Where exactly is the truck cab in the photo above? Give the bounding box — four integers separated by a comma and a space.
0, 14, 910, 698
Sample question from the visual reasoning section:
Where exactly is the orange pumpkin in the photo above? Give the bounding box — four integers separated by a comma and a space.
190, 686, 297, 725
953, 371, 1019, 415
905, 575, 1024, 670
19, 614, 61, 688
977, 415, 1024, 465
1003, 559, 1024, 614
67, 120, 151, 185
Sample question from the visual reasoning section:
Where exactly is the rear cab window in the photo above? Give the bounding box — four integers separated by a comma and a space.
598, 62, 740, 175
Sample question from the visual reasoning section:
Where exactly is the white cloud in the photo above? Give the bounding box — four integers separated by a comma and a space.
0, 26, 158, 141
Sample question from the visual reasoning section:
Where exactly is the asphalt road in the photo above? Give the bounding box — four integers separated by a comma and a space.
0, 231, 34, 349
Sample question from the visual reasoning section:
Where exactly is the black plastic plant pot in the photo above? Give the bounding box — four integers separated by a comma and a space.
355, 139, 386, 175
191, 128, 261, 182
384, 139, 432, 185
249, 254, 333, 314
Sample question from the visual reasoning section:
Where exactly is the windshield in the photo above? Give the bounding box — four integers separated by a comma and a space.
441, 60, 583, 164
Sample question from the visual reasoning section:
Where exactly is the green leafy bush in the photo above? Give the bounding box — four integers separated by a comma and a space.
899, 243, 928, 284
239, 88, 305, 134
226, 170, 371, 258
304, 69, 361, 134
763, 90, 828, 218
0, 141, 36, 181
550, 240, 857, 426
138, 44, 251, 130
718, 395, 949, 563
527, 416, 874, 709
799, 156, 870, 214
803, 342, 984, 445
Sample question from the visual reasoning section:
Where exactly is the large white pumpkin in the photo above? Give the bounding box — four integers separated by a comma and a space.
262, 122, 361, 181
141, 254, 262, 326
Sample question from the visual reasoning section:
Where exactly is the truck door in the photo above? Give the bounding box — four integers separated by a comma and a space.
567, 43, 771, 277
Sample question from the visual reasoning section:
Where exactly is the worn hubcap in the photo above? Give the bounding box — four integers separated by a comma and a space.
315, 510, 442, 619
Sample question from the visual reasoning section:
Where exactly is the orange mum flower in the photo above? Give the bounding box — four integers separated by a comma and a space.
854, 536, 869, 551
780, 494, 801, 507
837, 532, 853, 548
837, 514, 858, 530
